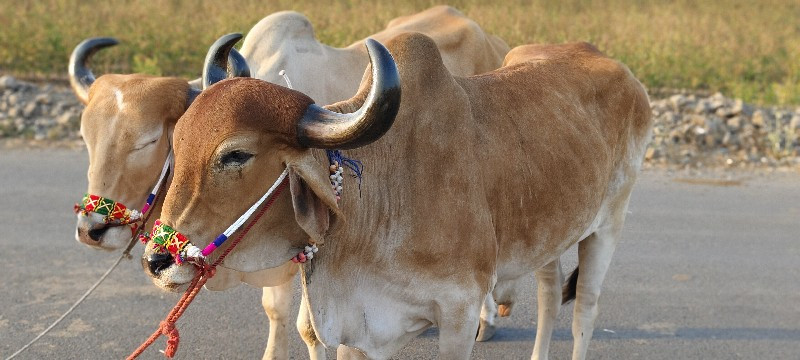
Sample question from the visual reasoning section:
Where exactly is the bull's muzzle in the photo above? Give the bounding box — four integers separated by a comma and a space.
75, 215, 110, 246
143, 252, 175, 277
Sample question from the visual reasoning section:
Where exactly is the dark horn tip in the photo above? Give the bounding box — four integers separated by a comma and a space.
229, 48, 251, 78
356, 38, 402, 147
68, 37, 119, 75
296, 38, 401, 150
364, 38, 401, 93
203, 33, 250, 89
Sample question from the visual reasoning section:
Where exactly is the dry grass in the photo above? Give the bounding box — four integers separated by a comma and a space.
1, 0, 798, 105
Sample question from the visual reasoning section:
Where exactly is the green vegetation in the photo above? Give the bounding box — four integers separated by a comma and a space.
1, 0, 798, 104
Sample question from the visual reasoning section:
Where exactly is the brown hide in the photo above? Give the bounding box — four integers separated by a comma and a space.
159, 33, 651, 303
465, 41, 652, 272
163, 80, 341, 268
318, 34, 651, 284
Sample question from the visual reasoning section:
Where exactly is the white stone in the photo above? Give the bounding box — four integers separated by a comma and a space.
22, 102, 37, 118
0, 75, 17, 90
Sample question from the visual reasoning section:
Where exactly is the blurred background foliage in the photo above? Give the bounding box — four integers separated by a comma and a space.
1, 0, 798, 104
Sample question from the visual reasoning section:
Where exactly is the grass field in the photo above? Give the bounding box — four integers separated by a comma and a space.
1, 0, 798, 105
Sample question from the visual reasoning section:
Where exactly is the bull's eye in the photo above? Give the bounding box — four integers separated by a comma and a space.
220, 150, 253, 167
133, 138, 158, 151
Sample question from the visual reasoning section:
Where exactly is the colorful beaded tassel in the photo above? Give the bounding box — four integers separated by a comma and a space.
326, 149, 363, 198
291, 244, 318, 263
329, 161, 344, 201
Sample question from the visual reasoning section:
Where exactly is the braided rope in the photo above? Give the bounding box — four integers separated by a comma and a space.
8, 149, 171, 359
127, 179, 288, 359
205, 169, 290, 257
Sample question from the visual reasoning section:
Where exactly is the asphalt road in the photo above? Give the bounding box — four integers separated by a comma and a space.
1, 148, 798, 359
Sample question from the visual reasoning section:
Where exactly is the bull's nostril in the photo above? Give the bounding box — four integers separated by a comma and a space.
147, 253, 174, 276
87, 226, 109, 241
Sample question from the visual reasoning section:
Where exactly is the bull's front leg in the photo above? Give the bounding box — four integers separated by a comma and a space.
437, 300, 483, 359
531, 258, 564, 360
260, 280, 293, 360
476, 292, 498, 341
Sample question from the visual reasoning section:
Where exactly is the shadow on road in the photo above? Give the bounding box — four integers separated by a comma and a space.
420, 327, 800, 341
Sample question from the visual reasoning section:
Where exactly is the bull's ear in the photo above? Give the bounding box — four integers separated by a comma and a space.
287, 159, 341, 245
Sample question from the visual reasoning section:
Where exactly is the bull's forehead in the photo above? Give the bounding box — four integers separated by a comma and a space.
80, 74, 188, 200
82, 74, 189, 146
172, 77, 315, 164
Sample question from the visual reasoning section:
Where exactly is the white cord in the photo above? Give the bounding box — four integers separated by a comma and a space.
278, 70, 293, 90
222, 169, 289, 237
149, 151, 172, 196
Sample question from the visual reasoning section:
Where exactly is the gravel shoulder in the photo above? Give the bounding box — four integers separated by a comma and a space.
1, 74, 799, 169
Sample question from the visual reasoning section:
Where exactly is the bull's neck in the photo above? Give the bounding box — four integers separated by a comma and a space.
295, 147, 402, 346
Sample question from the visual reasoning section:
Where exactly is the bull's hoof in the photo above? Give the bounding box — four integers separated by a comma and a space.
476, 319, 496, 342
498, 303, 512, 317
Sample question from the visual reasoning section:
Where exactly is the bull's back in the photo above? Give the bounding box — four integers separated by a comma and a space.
366, 5, 510, 76
460, 43, 651, 269
503, 42, 604, 66
240, 11, 367, 104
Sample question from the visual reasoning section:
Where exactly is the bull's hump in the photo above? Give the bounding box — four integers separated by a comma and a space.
384, 33, 451, 83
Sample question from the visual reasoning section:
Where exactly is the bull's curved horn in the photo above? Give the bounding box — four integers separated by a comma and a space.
202, 33, 251, 89
68, 37, 119, 104
229, 48, 250, 78
296, 38, 401, 149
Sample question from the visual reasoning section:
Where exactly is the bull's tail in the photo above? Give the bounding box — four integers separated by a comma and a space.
561, 266, 579, 305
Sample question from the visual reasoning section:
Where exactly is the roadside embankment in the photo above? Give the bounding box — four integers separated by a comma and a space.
1, 74, 798, 169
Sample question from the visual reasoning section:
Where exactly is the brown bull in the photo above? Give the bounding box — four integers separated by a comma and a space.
143, 32, 651, 359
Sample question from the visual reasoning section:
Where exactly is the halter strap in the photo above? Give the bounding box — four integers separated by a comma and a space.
200, 169, 289, 257
141, 151, 173, 215
142, 169, 289, 265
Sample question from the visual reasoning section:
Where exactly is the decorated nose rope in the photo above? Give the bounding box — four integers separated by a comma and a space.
74, 151, 172, 233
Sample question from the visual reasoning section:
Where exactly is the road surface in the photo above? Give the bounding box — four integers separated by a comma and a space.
1, 148, 798, 359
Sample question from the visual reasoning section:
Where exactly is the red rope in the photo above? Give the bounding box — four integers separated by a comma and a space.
127, 179, 288, 359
